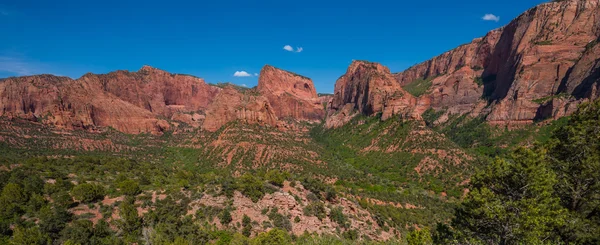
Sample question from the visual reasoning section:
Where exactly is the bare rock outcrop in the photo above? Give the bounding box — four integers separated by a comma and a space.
202, 86, 278, 132
326, 61, 417, 128
0, 75, 164, 134
391, 0, 600, 127
80, 65, 220, 117
257, 65, 325, 122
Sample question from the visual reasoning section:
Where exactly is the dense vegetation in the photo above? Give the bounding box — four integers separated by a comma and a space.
0, 98, 599, 244
428, 100, 600, 244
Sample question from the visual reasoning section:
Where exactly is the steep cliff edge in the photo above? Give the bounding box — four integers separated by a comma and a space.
257, 65, 325, 122
392, 0, 600, 126
0, 65, 326, 134
202, 86, 278, 132
81, 65, 220, 118
0, 74, 165, 134
326, 61, 417, 128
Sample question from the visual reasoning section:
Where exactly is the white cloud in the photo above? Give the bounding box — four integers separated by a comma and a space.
240, 84, 247, 87
482, 14, 500, 22
283, 45, 294, 52
254, 73, 259, 76
283, 45, 303, 53
233, 71, 252, 77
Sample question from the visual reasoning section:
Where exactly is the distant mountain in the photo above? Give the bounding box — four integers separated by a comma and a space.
0, 64, 324, 134
324, 0, 600, 129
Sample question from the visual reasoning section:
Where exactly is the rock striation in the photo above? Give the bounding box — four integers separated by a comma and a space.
391, 0, 600, 126
0, 74, 164, 134
0, 65, 323, 134
2, 0, 600, 133
257, 65, 325, 122
202, 86, 278, 132
326, 61, 417, 128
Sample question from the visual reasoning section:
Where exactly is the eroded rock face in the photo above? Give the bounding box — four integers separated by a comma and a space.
0, 66, 224, 134
484, 0, 600, 125
326, 61, 417, 128
392, 0, 600, 127
202, 86, 278, 132
80, 65, 220, 117
0, 65, 324, 134
257, 65, 325, 121
0, 75, 163, 134
394, 30, 501, 87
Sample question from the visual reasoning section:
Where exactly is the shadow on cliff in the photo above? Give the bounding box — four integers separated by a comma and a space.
480, 20, 521, 104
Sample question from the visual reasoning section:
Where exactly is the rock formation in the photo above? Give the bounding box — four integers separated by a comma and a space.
326, 60, 417, 128
257, 65, 325, 122
0, 74, 165, 134
80, 65, 220, 118
2, 0, 600, 133
202, 86, 278, 132
0, 65, 324, 134
392, 0, 600, 126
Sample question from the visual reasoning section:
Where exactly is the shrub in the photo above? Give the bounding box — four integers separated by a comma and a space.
118, 200, 141, 234
474, 76, 483, 86
302, 177, 326, 199
265, 170, 286, 187
71, 183, 105, 203
60, 219, 94, 244
196, 205, 222, 222
1, 183, 28, 205
422, 108, 444, 127
239, 174, 265, 203
306, 193, 319, 203
325, 187, 337, 202
303, 202, 326, 220
117, 179, 141, 196
251, 228, 290, 245
220, 209, 232, 225
220, 177, 236, 198
11, 226, 48, 245
268, 209, 292, 231
535, 40, 553, 45
402, 78, 433, 97
342, 229, 359, 240
329, 206, 349, 228
242, 215, 252, 237
406, 228, 433, 245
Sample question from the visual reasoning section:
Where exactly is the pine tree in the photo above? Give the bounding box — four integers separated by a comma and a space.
546, 100, 600, 243
453, 148, 565, 244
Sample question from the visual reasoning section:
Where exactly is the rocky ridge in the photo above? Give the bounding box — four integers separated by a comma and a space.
326, 61, 418, 128
258, 65, 325, 122
0, 65, 324, 134
2, 1, 600, 133
391, 0, 600, 126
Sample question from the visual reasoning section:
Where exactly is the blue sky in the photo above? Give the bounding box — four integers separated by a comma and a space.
0, 0, 546, 93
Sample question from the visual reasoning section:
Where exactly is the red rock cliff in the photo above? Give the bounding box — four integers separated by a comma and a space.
0, 66, 222, 134
81, 65, 220, 117
391, 0, 600, 126
1, 65, 328, 134
326, 61, 417, 128
0, 74, 165, 134
257, 65, 325, 122
202, 86, 278, 132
